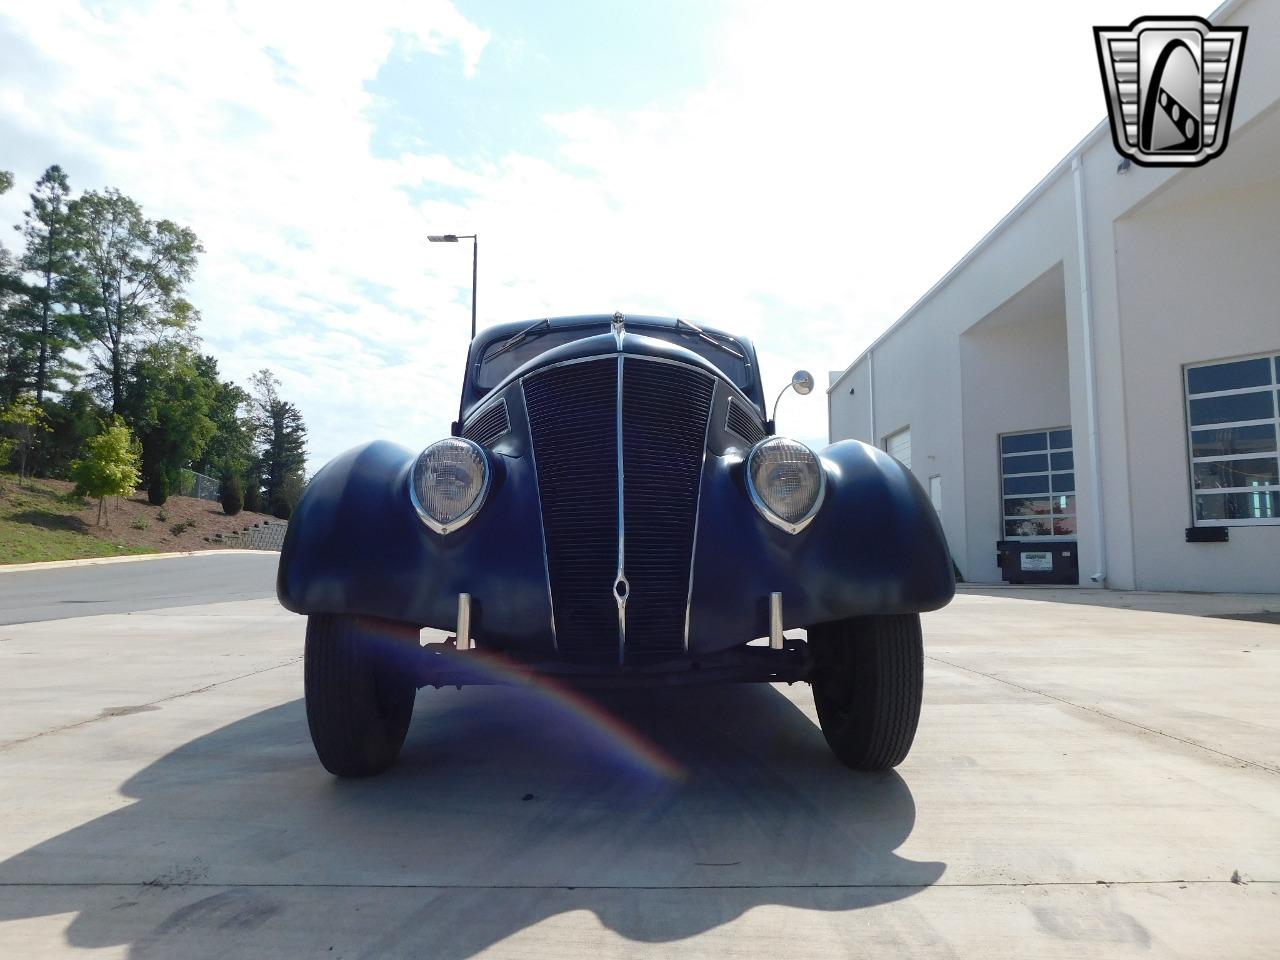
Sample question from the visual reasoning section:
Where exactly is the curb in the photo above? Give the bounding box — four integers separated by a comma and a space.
0, 549, 278, 574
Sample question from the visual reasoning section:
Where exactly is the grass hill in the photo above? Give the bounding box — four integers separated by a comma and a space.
0, 473, 281, 564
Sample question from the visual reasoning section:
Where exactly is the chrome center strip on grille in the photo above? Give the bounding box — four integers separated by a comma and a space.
614, 353, 627, 665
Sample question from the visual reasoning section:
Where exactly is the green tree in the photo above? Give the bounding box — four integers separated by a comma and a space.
249, 369, 307, 513
18, 166, 82, 403
0, 169, 34, 406
71, 417, 141, 525
64, 189, 202, 413
0, 395, 50, 483
27, 388, 103, 479
120, 341, 216, 495
0, 303, 38, 405
190, 354, 253, 479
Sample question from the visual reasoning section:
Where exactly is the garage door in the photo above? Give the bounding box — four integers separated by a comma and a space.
885, 427, 912, 470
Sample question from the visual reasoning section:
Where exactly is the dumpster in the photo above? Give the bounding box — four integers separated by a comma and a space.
996, 540, 1078, 585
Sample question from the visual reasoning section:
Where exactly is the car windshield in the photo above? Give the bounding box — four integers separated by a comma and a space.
475, 324, 752, 390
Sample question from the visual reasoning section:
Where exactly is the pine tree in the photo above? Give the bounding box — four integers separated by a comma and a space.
18, 166, 81, 402
249, 369, 307, 514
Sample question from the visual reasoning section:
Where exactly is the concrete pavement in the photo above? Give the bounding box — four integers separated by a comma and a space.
0, 558, 1277, 957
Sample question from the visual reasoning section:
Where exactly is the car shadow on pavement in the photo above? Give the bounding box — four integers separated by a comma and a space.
0, 682, 944, 957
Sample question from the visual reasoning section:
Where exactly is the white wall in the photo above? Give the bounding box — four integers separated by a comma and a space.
828, 357, 870, 445
1115, 168, 1280, 592
828, 175, 1080, 582
960, 281, 1072, 582
827, 0, 1279, 592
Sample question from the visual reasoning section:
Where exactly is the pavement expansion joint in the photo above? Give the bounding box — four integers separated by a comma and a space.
0, 880, 1275, 891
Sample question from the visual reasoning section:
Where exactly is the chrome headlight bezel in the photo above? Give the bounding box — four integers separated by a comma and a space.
408, 437, 491, 535
745, 437, 826, 534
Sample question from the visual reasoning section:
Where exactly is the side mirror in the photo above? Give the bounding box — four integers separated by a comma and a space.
771, 369, 816, 422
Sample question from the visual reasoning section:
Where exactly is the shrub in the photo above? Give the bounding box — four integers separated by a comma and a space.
242, 483, 263, 514
220, 474, 244, 516
131, 517, 149, 531
147, 473, 169, 506
270, 495, 292, 520
170, 519, 195, 536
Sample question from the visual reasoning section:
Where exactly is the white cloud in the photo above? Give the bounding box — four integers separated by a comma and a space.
1, 0, 489, 463
0, 0, 1214, 462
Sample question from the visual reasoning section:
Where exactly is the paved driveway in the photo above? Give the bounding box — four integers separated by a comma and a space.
0, 557, 1277, 958
0, 552, 279, 624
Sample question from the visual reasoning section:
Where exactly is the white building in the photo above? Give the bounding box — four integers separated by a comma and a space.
827, 0, 1279, 592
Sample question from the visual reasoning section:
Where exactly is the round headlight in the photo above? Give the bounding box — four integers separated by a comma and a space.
746, 437, 825, 533
409, 438, 490, 534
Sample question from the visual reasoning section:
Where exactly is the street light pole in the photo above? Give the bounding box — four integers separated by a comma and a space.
427, 233, 478, 340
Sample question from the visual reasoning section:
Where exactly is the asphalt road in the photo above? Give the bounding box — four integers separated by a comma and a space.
0, 552, 279, 625
0, 558, 1277, 958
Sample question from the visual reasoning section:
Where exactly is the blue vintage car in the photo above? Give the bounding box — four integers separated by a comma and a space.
278, 313, 954, 776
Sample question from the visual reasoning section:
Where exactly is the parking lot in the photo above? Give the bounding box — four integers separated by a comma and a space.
0, 554, 1277, 958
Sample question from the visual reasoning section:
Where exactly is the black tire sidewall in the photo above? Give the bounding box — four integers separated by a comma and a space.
304, 614, 418, 777
809, 613, 924, 771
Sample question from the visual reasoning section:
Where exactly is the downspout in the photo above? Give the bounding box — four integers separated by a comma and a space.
868, 348, 877, 446
1071, 154, 1107, 584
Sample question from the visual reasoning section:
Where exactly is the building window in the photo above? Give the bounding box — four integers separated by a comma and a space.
884, 426, 911, 470
1184, 352, 1280, 526
1000, 428, 1075, 540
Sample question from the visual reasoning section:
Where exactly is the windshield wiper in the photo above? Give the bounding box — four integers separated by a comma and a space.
674, 317, 745, 359
487, 317, 551, 361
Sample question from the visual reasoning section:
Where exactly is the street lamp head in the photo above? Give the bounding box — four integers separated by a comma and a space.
427, 234, 459, 242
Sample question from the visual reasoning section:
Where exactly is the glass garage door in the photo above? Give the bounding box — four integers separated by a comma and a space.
1184, 353, 1280, 525
1000, 428, 1076, 539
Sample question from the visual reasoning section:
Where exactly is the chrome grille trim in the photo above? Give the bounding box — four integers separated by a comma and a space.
461, 398, 510, 447
522, 358, 618, 662
520, 384, 557, 651
619, 357, 715, 660
614, 354, 626, 665
684, 398, 716, 652
524, 352, 716, 664
725, 396, 767, 445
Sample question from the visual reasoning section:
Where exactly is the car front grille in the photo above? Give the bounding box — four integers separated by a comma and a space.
523, 356, 715, 664
524, 360, 620, 663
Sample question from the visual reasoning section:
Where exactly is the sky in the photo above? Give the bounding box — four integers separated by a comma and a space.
0, 0, 1219, 466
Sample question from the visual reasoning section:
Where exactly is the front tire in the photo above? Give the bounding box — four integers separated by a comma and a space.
304, 614, 419, 777
808, 613, 924, 770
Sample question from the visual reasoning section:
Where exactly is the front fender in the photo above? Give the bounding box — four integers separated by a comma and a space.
276, 440, 555, 648
686, 439, 955, 653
